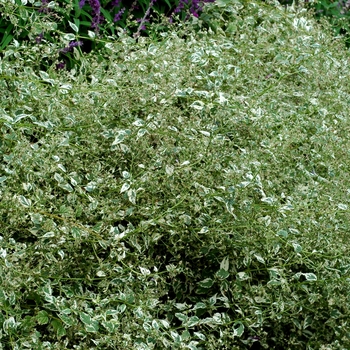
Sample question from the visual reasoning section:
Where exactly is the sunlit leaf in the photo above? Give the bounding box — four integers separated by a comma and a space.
198, 278, 214, 288
18, 195, 31, 207
37, 310, 49, 325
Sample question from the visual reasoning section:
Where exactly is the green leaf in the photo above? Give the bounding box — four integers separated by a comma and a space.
181, 330, 191, 340
171, 331, 181, 343
0, 31, 14, 50
3, 316, 16, 334
233, 322, 244, 337
37, 310, 49, 325
254, 254, 265, 264
187, 316, 200, 327
175, 313, 188, 322
63, 33, 76, 41
120, 182, 130, 193
79, 312, 99, 333
112, 129, 131, 145
127, 189, 136, 204
194, 331, 206, 340
236, 272, 250, 281
88, 30, 95, 39
51, 319, 66, 338
277, 230, 288, 238
102, 320, 118, 333
267, 280, 281, 287
198, 278, 214, 288
220, 256, 229, 271
69, 21, 79, 32
59, 314, 75, 326
292, 242, 302, 253
304, 273, 317, 281
0, 176, 7, 184
18, 195, 31, 207
58, 183, 74, 192
193, 302, 206, 310
216, 268, 230, 279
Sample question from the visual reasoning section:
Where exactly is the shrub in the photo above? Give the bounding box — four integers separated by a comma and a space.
1, 0, 350, 348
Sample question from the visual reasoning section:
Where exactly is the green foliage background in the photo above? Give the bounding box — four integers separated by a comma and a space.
1, 0, 350, 349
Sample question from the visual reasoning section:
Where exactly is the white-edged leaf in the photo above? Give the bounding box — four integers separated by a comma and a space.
304, 273, 317, 281
59, 314, 75, 326
166, 165, 174, 176
37, 311, 49, 325
159, 319, 170, 328
120, 182, 130, 193
220, 256, 229, 271
127, 189, 136, 204
170, 331, 181, 342
199, 130, 210, 137
292, 242, 302, 253
193, 302, 206, 310
0, 248, 7, 258
175, 313, 188, 322
3, 316, 16, 332
88, 30, 95, 38
112, 129, 131, 145
54, 172, 64, 183
216, 269, 230, 279
69, 21, 79, 32
122, 171, 130, 179
137, 128, 148, 139
198, 278, 214, 288
0, 176, 7, 183
85, 181, 97, 192
139, 267, 150, 275
79, 312, 99, 332
187, 316, 200, 327
233, 322, 244, 337
57, 164, 66, 172
237, 272, 250, 281
41, 232, 55, 238
58, 183, 74, 192
63, 33, 76, 41
194, 331, 206, 340
254, 254, 265, 264
18, 195, 31, 207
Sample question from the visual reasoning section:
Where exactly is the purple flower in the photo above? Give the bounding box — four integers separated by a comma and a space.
88, 0, 103, 30
60, 41, 83, 54
111, 0, 121, 7
114, 7, 125, 22
130, 0, 140, 12
79, 0, 103, 30
38, 0, 50, 13
35, 32, 44, 44
56, 61, 66, 70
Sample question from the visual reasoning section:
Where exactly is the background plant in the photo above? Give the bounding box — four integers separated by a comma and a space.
287, 0, 350, 46
0, 0, 214, 71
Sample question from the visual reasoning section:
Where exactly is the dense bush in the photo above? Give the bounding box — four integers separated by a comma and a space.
1, 0, 350, 348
